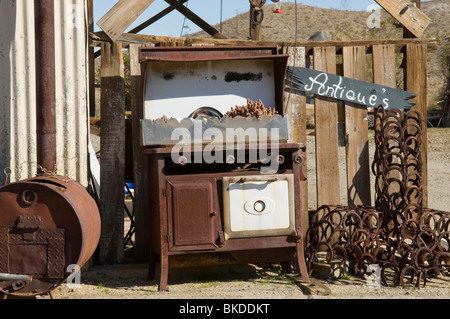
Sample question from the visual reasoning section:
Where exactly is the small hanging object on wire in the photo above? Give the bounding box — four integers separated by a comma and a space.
271, 0, 283, 13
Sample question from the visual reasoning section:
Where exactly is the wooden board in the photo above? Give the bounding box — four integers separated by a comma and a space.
372, 44, 400, 199
313, 47, 340, 207
97, 0, 155, 41
343, 46, 371, 206
90, 31, 438, 53
374, 0, 431, 38
405, 43, 428, 207
372, 45, 397, 88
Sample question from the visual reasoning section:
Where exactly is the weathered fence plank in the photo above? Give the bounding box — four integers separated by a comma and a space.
284, 46, 308, 240
343, 46, 371, 206
405, 43, 428, 207
99, 42, 125, 264
313, 47, 340, 207
372, 44, 397, 88
372, 44, 401, 200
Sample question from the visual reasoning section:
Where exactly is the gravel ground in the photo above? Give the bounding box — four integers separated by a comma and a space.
49, 261, 449, 300
45, 128, 449, 300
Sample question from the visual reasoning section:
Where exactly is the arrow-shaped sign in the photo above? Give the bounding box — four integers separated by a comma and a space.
286, 66, 416, 110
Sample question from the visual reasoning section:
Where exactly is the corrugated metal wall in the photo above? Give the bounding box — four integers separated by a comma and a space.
0, 0, 89, 186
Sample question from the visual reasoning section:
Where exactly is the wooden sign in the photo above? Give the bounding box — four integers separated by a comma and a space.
286, 66, 416, 110
97, 0, 155, 41
374, 0, 431, 38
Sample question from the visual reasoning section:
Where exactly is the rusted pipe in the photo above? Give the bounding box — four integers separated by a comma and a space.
34, 0, 56, 173
0, 273, 32, 282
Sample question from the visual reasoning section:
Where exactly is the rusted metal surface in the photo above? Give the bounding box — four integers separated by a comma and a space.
0, 175, 101, 297
146, 144, 310, 291
373, 106, 424, 213
34, 0, 57, 173
305, 106, 450, 288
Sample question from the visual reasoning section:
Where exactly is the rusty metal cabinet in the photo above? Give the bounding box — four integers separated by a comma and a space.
138, 46, 310, 291
144, 144, 310, 291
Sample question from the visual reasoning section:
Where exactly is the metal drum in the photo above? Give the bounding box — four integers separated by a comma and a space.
0, 175, 101, 297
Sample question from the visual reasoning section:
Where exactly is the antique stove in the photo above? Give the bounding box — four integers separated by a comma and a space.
139, 46, 310, 291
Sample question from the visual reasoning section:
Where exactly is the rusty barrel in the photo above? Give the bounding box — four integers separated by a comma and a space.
0, 175, 101, 297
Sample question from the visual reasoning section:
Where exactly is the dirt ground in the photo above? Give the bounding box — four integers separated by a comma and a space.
45, 128, 449, 300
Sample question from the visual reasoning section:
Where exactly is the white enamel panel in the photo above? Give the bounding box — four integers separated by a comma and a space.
222, 174, 296, 239
228, 180, 290, 232
144, 59, 277, 119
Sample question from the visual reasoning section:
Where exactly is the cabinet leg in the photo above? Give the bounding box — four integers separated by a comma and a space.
158, 249, 169, 291
296, 241, 310, 283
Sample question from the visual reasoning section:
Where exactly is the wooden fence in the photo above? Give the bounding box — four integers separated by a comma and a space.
91, 34, 435, 263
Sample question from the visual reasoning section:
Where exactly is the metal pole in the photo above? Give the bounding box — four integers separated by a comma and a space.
34, 0, 56, 174
0, 273, 32, 282
220, 0, 223, 33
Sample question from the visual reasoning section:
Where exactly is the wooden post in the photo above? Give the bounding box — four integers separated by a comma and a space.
284, 46, 308, 241
99, 42, 125, 264
343, 46, 371, 207
129, 44, 151, 262
404, 43, 428, 208
249, 0, 264, 41
313, 47, 340, 207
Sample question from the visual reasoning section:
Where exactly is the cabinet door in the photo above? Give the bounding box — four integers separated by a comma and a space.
167, 179, 217, 251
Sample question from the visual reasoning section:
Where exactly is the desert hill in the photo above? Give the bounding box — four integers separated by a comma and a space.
191, 1, 449, 42
189, 0, 450, 109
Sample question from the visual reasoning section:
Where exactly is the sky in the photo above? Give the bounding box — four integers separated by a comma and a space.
93, 0, 431, 37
